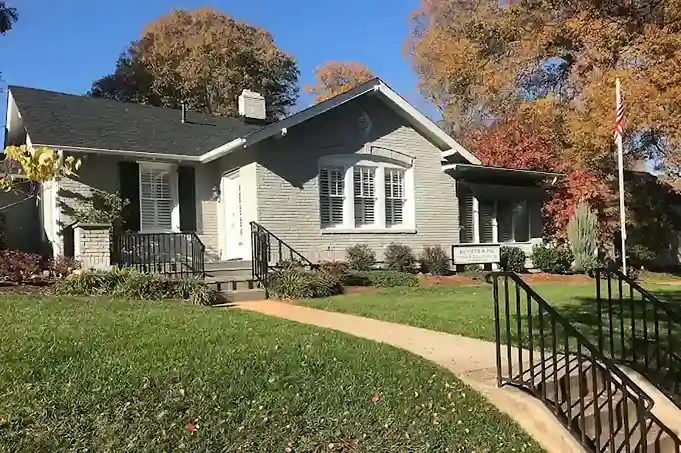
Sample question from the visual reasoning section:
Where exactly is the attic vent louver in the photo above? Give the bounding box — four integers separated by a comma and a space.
358, 111, 372, 135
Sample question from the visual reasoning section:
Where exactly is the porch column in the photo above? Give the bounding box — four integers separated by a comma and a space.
492, 200, 499, 243
472, 195, 480, 243
492, 200, 499, 271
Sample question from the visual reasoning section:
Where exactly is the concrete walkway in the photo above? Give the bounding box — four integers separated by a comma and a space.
237, 300, 584, 453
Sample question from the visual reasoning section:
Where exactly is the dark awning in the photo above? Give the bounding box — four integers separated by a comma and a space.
461, 181, 548, 200
443, 163, 563, 186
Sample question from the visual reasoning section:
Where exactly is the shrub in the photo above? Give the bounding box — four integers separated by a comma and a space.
499, 246, 526, 273
50, 255, 81, 279
459, 265, 488, 280
384, 243, 416, 272
0, 249, 43, 284
346, 244, 376, 270
531, 243, 573, 274
344, 270, 419, 288
268, 266, 343, 299
420, 246, 450, 276
53, 268, 221, 305
318, 260, 350, 279
567, 202, 598, 274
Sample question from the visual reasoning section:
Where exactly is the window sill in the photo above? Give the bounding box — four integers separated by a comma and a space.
321, 228, 417, 235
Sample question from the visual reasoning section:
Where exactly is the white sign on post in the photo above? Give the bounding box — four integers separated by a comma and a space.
452, 244, 501, 265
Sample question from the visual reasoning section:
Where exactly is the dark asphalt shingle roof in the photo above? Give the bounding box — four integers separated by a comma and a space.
8, 85, 266, 156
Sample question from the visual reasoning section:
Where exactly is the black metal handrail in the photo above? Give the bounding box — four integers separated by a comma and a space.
488, 271, 674, 452
250, 221, 314, 296
117, 231, 205, 279
595, 269, 681, 408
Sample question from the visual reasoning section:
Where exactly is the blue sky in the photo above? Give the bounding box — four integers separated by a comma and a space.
1, 0, 432, 115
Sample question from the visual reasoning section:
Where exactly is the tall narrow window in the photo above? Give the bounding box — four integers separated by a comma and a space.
140, 166, 173, 231
319, 167, 345, 227
353, 166, 375, 226
385, 168, 405, 227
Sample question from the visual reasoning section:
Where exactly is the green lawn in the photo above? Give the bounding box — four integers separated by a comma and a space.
303, 281, 681, 342
0, 296, 542, 453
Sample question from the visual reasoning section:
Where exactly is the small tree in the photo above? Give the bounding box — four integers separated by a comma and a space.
567, 202, 598, 274
0, 145, 80, 211
71, 190, 129, 226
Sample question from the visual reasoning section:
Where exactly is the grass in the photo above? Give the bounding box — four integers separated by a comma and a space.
0, 296, 542, 453
303, 281, 681, 342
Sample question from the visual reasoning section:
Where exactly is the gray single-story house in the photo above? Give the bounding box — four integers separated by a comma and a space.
4, 78, 558, 296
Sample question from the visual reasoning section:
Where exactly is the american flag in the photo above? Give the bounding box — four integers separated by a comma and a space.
614, 81, 624, 140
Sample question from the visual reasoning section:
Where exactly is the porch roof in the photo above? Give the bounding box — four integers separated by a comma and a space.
442, 163, 563, 185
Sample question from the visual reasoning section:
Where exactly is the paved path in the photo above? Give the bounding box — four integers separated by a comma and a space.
237, 300, 584, 453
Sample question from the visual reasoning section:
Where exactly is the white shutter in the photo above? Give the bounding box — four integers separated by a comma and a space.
140, 166, 173, 231
353, 166, 375, 226
319, 167, 344, 227
385, 168, 405, 227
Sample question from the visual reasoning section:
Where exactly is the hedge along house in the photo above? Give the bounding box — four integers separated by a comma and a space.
4, 78, 559, 299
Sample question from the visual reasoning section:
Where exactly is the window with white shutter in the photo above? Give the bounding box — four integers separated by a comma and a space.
353, 166, 375, 227
318, 157, 414, 231
385, 168, 405, 227
139, 165, 175, 232
319, 167, 345, 227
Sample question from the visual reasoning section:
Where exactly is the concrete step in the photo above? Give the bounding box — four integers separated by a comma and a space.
206, 277, 259, 292
222, 288, 266, 302
532, 357, 680, 453
206, 268, 253, 279
205, 260, 253, 272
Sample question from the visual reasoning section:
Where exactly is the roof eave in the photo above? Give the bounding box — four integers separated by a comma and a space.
442, 163, 564, 185
33, 144, 202, 162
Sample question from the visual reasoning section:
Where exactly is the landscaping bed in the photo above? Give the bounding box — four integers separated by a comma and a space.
0, 296, 542, 452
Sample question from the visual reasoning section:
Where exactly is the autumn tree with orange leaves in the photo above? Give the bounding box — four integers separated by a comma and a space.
407, 0, 681, 256
406, 0, 681, 178
89, 8, 299, 119
467, 115, 613, 238
306, 61, 374, 103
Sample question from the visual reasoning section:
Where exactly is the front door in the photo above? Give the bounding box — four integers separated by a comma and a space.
222, 172, 245, 260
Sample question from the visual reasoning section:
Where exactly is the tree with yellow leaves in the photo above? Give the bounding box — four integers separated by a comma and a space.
0, 145, 80, 211
406, 0, 681, 178
306, 61, 374, 104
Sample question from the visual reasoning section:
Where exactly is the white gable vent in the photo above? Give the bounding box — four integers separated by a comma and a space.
358, 111, 372, 135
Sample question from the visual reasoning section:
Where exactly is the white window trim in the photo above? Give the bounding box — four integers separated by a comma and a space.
319, 156, 415, 234
138, 161, 180, 233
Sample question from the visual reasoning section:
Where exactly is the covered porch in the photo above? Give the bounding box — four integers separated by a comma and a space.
443, 163, 562, 267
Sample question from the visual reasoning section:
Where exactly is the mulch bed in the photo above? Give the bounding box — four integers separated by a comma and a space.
419, 275, 479, 286
522, 273, 592, 284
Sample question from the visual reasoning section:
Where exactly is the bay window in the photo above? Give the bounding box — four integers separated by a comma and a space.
319, 157, 414, 231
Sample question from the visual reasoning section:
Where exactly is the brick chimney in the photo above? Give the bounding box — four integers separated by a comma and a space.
238, 89, 266, 121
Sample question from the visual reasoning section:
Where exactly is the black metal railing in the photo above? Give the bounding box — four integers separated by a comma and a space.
250, 221, 314, 296
489, 272, 681, 452
595, 269, 681, 408
117, 232, 205, 279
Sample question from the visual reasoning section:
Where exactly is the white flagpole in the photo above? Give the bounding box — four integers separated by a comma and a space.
616, 78, 627, 271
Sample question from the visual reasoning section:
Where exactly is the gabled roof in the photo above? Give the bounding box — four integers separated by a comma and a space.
7, 78, 478, 165
8, 86, 264, 157
202, 78, 480, 164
